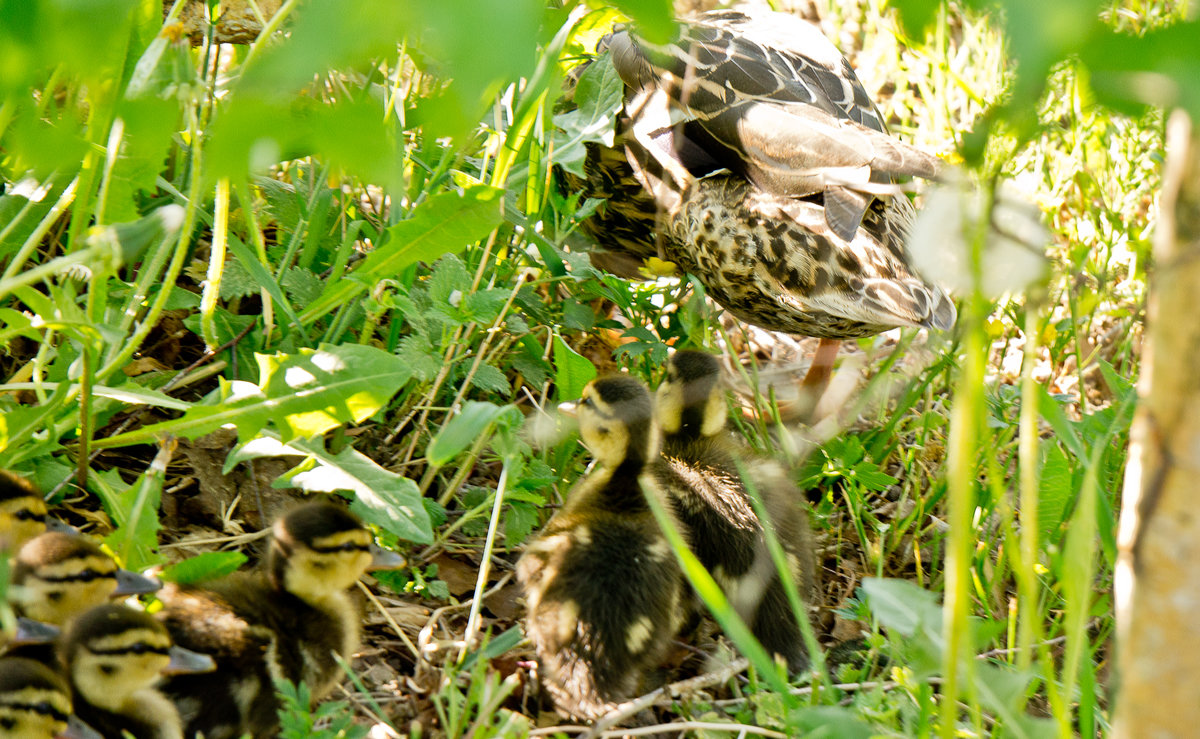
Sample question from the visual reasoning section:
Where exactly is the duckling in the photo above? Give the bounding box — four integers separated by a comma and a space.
1, 471, 50, 551
517, 376, 686, 721
157, 501, 405, 739
12, 531, 162, 627
0, 656, 73, 739
654, 350, 819, 673
62, 604, 214, 739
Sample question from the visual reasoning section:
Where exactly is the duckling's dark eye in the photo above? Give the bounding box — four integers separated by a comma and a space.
130, 643, 149, 655
47, 592, 63, 602
14, 509, 43, 521
100, 665, 116, 675
581, 396, 595, 408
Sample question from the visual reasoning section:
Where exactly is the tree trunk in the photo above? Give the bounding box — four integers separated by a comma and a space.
1115, 110, 1200, 737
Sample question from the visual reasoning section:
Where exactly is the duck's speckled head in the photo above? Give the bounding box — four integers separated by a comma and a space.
64, 605, 212, 713
13, 532, 161, 626
269, 502, 404, 602
655, 350, 726, 440
565, 376, 659, 468
0, 656, 73, 739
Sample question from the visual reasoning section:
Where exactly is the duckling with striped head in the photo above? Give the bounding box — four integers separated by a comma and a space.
518, 376, 686, 721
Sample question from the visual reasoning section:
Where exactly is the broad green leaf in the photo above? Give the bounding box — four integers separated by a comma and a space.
888, 0, 942, 39
973, 662, 1056, 739
861, 577, 944, 650
553, 52, 624, 177
254, 345, 411, 441
1038, 444, 1073, 543
786, 706, 877, 739
231, 435, 433, 544
427, 401, 508, 468
160, 551, 248, 585
1037, 387, 1086, 459
94, 344, 411, 448
552, 334, 596, 401
300, 186, 503, 323
97, 455, 167, 571
609, 0, 674, 43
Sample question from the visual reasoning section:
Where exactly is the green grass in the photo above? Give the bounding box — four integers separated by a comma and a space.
0, 0, 1190, 735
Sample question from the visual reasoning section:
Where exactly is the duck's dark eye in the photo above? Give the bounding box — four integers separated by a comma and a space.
100, 665, 116, 675
48, 592, 63, 602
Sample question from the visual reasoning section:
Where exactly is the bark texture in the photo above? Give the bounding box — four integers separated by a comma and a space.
1115, 110, 1200, 738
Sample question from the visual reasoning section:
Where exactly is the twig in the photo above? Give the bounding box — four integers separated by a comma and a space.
580, 658, 750, 738
358, 579, 421, 662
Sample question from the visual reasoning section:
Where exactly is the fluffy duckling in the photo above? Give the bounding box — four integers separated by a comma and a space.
1, 471, 51, 551
157, 501, 404, 739
0, 656, 74, 739
518, 376, 686, 721
654, 350, 819, 673
12, 532, 162, 627
62, 604, 214, 739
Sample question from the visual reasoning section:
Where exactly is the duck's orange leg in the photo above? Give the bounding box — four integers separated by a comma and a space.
801, 338, 841, 393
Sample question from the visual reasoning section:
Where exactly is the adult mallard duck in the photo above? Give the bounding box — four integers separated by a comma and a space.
518, 376, 686, 721
156, 501, 405, 739
560, 9, 956, 385
653, 350, 819, 672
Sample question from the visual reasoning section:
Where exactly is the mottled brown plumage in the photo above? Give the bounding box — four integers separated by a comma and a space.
517, 377, 685, 721
560, 9, 955, 339
653, 350, 819, 672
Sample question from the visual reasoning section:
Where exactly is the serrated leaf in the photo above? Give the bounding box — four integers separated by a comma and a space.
553, 334, 596, 401
396, 334, 443, 382
427, 401, 508, 467
281, 267, 324, 306
302, 186, 502, 321
504, 501, 539, 546
160, 551, 249, 585
218, 256, 262, 300
231, 435, 432, 544
468, 363, 511, 395
462, 288, 510, 323
426, 255, 473, 323
850, 461, 898, 491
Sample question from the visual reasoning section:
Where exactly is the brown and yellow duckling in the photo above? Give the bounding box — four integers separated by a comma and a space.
518, 376, 686, 721
0, 655, 102, 739
11, 532, 162, 628
654, 350, 819, 673
157, 501, 404, 739
1, 471, 51, 552
62, 604, 214, 739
